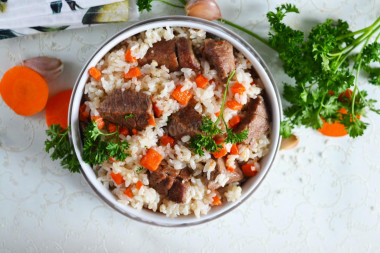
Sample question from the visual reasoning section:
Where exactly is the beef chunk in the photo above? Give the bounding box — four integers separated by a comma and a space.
206, 158, 244, 190
97, 89, 152, 131
148, 161, 191, 203
168, 180, 190, 203
176, 37, 200, 71
167, 102, 202, 140
203, 39, 235, 80
139, 39, 179, 71
233, 96, 269, 145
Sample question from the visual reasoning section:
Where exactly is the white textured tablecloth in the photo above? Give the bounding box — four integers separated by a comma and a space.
1, 0, 380, 252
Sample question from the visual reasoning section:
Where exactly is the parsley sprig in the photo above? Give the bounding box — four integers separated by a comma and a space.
45, 120, 130, 173
45, 124, 81, 173
190, 70, 248, 156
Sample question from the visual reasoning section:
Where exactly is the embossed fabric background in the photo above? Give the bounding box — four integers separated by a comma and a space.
0, 0, 380, 252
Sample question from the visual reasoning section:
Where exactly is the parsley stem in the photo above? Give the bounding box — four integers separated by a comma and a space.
177, 0, 186, 5
215, 70, 236, 126
155, 0, 184, 8
336, 16, 380, 41
218, 19, 274, 49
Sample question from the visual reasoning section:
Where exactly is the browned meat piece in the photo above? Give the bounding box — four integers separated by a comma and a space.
139, 39, 179, 71
148, 161, 191, 203
206, 158, 244, 190
168, 180, 190, 203
203, 39, 235, 79
176, 37, 200, 71
97, 89, 153, 131
167, 102, 202, 140
233, 96, 270, 145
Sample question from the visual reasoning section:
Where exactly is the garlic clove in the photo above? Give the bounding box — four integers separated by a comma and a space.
185, 0, 222, 21
280, 134, 299, 150
22, 56, 63, 82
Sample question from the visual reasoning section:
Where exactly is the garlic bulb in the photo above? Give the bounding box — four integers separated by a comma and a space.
185, 0, 222, 21
23, 56, 63, 81
280, 134, 299, 150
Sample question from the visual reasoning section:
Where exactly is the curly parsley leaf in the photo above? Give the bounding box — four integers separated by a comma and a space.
45, 124, 81, 173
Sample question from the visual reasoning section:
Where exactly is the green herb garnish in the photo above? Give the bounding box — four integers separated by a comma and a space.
125, 114, 133, 119
190, 70, 248, 156
45, 124, 81, 173
45, 120, 130, 173
136, 166, 144, 173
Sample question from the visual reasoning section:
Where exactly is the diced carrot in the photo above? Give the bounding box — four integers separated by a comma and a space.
124, 67, 141, 79
108, 123, 117, 133
338, 89, 353, 102
132, 129, 138, 135
0, 66, 49, 116
91, 116, 105, 130
230, 143, 239, 155
136, 180, 144, 190
161, 134, 175, 147
79, 104, 89, 122
108, 156, 116, 163
226, 100, 243, 111
212, 195, 222, 205
124, 187, 133, 198
110, 172, 125, 185
148, 114, 155, 126
195, 74, 208, 88
171, 85, 193, 105
125, 48, 137, 63
153, 102, 163, 118
119, 126, 129, 136
229, 115, 241, 128
231, 82, 246, 95
241, 164, 258, 177
215, 111, 221, 117
45, 89, 72, 129
140, 148, 163, 171
88, 67, 102, 81
250, 80, 255, 85
212, 139, 227, 158
226, 166, 234, 172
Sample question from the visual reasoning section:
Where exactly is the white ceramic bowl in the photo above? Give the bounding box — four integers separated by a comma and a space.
69, 16, 282, 227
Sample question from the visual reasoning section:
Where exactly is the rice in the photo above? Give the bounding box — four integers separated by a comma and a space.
83, 27, 270, 218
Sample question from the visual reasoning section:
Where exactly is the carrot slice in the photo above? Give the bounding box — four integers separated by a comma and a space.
136, 180, 144, 190
125, 48, 137, 63
226, 100, 242, 110
161, 134, 175, 147
110, 172, 125, 185
212, 195, 222, 205
124, 187, 133, 198
226, 166, 235, 172
124, 67, 141, 79
318, 108, 353, 137
0, 66, 49, 116
45, 89, 72, 128
212, 139, 228, 158
230, 143, 239, 155
91, 116, 105, 130
195, 74, 208, 88
88, 67, 102, 81
79, 104, 89, 122
108, 123, 117, 133
140, 148, 163, 171
231, 82, 246, 95
215, 111, 221, 117
229, 115, 241, 128
171, 85, 193, 105
153, 102, 163, 118
148, 114, 155, 126
241, 164, 258, 177
119, 126, 129, 136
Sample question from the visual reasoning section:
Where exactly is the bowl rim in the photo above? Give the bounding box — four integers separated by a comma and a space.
69, 15, 282, 227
